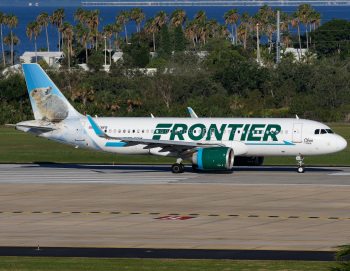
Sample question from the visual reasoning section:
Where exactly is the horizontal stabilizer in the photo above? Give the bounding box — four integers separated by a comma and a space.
6, 123, 58, 132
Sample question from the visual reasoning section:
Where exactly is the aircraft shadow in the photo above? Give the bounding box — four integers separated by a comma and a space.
20, 163, 345, 174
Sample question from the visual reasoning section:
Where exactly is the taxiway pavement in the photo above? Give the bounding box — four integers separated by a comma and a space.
1, 164, 350, 251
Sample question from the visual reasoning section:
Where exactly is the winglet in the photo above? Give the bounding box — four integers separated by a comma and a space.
87, 115, 105, 137
187, 107, 198, 118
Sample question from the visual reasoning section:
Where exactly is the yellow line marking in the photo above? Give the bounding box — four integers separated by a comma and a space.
0, 211, 349, 221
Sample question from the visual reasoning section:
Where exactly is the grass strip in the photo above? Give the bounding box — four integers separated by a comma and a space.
0, 256, 336, 270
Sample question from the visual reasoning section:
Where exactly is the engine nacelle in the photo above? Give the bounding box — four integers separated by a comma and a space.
192, 147, 234, 170
234, 156, 264, 166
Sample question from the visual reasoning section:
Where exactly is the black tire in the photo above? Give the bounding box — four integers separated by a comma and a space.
297, 166, 305, 173
172, 163, 182, 173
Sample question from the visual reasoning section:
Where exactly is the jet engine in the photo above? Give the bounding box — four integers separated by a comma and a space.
192, 147, 234, 170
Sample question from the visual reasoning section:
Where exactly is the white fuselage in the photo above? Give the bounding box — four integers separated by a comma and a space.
66, 117, 346, 158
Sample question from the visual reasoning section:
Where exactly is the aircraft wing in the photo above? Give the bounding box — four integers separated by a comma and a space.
87, 116, 223, 152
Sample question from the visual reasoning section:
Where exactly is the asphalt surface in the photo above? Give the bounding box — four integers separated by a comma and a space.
0, 247, 335, 261
1, 163, 350, 260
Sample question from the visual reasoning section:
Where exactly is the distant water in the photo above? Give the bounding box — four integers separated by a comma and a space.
1, 5, 350, 57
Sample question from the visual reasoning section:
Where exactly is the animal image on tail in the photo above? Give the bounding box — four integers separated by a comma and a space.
30, 86, 69, 121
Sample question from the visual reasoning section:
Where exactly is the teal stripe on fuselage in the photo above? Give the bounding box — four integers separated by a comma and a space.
245, 141, 295, 146
105, 142, 126, 147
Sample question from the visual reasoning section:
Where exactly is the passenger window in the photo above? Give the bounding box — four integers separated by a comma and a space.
133, 130, 135, 133
315, 129, 320, 134
151, 130, 154, 133
118, 129, 121, 133
128, 129, 130, 133
142, 130, 144, 133
123, 129, 126, 133
137, 129, 140, 133
146, 130, 149, 133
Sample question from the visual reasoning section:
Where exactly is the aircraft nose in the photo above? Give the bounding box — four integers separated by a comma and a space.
336, 136, 347, 151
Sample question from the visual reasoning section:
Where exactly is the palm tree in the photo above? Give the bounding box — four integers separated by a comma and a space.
154, 10, 168, 30
59, 21, 73, 68
103, 24, 113, 65
6, 14, 18, 65
298, 3, 312, 50
0, 12, 8, 65
170, 8, 187, 29
240, 12, 250, 49
116, 10, 130, 43
91, 9, 102, 50
207, 19, 219, 38
281, 30, 292, 48
75, 23, 90, 64
144, 17, 157, 51
26, 21, 41, 63
50, 8, 65, 52
111, 22, 122, 51
37, 12, 50, 52
73, 7, 86, 24
130, 8, 145, 33
217, 24, 230, 38
224, 9, 239, 45
3, 32, 19, 64
291, 11, 302, 56
185, 20, 196, 46
194, 10, 207, 45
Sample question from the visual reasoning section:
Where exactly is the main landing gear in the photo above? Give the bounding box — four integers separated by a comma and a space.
172, 158, 185, 173
296, 155, 305, 173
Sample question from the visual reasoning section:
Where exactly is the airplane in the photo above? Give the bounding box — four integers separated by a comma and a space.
8, 64, 347, 174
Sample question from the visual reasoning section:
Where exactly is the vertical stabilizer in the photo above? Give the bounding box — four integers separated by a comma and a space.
22, 64, 81, 121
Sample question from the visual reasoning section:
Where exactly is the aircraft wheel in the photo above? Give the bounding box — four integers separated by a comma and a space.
172, 163, 183, 174
297, 166, 305, 173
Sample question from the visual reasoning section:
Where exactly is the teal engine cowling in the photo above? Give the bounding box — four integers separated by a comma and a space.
192, 147, 234, 170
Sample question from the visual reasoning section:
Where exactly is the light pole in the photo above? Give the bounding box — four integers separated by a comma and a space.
104, 35, 107, 67
256, 23, 260, 64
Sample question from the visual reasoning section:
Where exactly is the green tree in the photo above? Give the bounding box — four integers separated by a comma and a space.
170, 8, 187, 29
37, 12, 50, 52
144, 18, 157, 52
116, 10, 130, 43
50, 8, 65, 52
6, 14, 18, 65
0, 11, 8, 65
311, 19, 350, 57
103, 24, 114, 65
159, 24, 172, 58
26, 21, 41, 63
224, 9, 239, 45
174, 25, 186, 52
3, 32, 19, 65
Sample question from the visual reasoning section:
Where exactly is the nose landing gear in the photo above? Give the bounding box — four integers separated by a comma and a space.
296, 155, 305, 173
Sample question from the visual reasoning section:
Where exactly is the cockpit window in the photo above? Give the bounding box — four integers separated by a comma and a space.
315, 129, 335, 135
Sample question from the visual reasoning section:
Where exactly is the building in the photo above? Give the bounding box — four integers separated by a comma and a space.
282, 48, 308, 62
20, 52, 65, 68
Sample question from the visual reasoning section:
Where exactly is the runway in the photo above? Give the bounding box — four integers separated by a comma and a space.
1, 163, 350, 254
